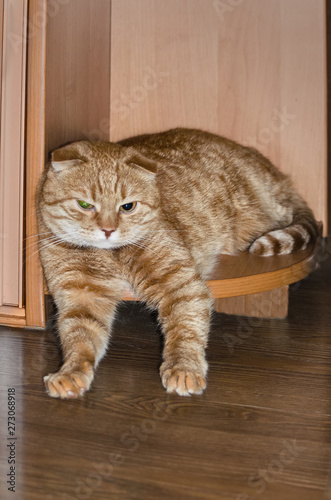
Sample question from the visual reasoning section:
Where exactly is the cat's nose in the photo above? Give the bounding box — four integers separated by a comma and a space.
101, 228, 115, 239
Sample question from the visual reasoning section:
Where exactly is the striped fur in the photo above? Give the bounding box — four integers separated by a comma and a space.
249, 207, 318, 256
36, 128, 317, 398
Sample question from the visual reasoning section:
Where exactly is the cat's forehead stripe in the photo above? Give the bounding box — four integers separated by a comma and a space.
91, 167, 121, 200
95, 175, 104, 196
113, 162, 120, 196
90, 183, 96, 201
45, 197, 72, 206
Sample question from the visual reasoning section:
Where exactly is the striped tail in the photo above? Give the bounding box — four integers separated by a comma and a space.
249, 207, 319, 257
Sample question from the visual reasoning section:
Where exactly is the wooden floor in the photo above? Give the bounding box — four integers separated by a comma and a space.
0, 254, 331, 500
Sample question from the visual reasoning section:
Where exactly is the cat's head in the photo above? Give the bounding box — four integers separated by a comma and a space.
38, 141, 160, 249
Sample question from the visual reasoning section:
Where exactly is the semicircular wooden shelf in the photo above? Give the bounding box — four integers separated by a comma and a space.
205, 241, 317, 299
121, 241, 317, 301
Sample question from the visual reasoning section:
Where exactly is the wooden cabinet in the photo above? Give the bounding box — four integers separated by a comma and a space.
0, 0, 327, 328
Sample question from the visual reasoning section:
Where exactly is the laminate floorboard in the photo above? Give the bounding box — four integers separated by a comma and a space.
1, 255, 331, 500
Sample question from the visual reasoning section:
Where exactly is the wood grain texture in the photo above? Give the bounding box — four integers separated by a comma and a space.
1, 254, 331, 499
216, 0, 282, 166
110, 0, 327, 232
279, 0, 327, 230
207, 244, 316, 299
328, 0, 331, 239
214, 286, 289, 318
110, 0, 219, 139
25, 0, 47, 328
0, 305, 26, 327
0, 0, 26, 307
0, 0, 3, 119
45, 0, 111, 153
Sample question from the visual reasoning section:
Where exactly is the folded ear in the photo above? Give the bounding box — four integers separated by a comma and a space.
128, 152, 158, 177
50, 142, 91, 172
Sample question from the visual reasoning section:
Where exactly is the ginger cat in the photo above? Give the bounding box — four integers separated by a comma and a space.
36, 128, 318, 398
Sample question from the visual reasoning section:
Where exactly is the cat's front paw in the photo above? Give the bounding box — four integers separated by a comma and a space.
160, 363, 207, 396
44, 363, 94, 399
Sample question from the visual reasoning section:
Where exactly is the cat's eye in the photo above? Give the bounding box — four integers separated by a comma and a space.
77, 200, 95, 211
119, 201, 138, 213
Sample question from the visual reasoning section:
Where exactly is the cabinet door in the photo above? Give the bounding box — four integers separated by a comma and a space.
0, 0, 27, 326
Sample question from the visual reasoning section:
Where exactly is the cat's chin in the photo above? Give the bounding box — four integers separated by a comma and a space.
92, 240, 125, 250
60, 236, 125, 250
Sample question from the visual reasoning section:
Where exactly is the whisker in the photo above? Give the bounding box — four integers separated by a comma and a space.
147, 229, 189, 233
124, 238, 159, 257
30, 236, 60, 252
25, 238, 64, 263
24, 231, 53, 241
25, 235, 59, 251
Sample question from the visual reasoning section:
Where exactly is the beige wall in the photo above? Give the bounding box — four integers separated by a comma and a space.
109, 0, 327, 230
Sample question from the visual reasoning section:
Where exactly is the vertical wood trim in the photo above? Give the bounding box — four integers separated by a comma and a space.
0, 0, 27, 307
0, 0, 3, 309
25, 0, 47, 328
0, 0, 3, 305
0, 0, 3, 122
20, 0, 28, 308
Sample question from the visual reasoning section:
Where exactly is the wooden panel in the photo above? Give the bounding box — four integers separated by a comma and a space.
214, 287, 289, 319
208, 250, 315, 300
0, 305, 26, 327
216, 0, 282, 166
110, 0, 219, 140
25, 0, 47, 328
0, 0, 27, 307
279, 0, 327, 231
110, 0, 327, 232
0, 0, 3, 119
45, 0, 111, 153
